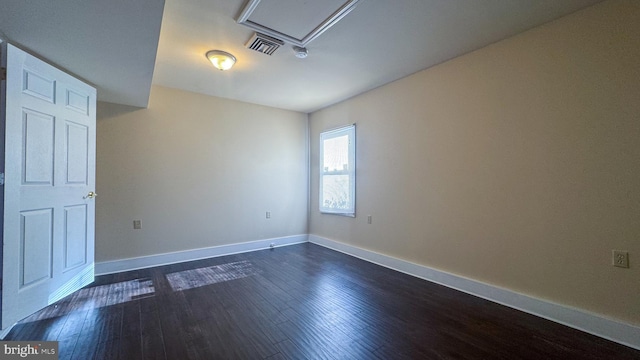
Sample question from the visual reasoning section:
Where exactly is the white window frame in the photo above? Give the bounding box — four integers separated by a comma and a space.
319, 124, 356, 216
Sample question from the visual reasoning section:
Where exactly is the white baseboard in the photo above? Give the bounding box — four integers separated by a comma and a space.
309, 234, 640, 350
95, 234, 308, 275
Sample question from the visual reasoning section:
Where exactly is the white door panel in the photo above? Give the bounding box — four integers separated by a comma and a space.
2, 43, 96, 329
20, 209, 53, 287
63, 204, 88, 271
23, 109, 55, 185
65, 121, 90, 185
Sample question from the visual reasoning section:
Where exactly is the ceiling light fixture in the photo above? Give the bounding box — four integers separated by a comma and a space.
206, 50, 236, 71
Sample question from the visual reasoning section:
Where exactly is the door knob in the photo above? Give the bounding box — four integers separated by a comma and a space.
83, 191, 97, 199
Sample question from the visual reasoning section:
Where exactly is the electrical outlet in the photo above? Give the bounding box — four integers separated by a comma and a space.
266, 211, 271, 219
367, 215, 372, 224
133, 220, 142, 230
612, 250, 629, 268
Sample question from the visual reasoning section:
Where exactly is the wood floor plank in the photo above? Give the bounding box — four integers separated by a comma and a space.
119, 302, 143, 359
57, 336, 78, 360
139, 298, 167, 360
272, 339, 312, 360
79, 306, 123, 345
4, 243, 639, 359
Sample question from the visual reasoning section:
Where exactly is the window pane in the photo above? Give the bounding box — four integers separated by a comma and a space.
322, 174, 350, 210
322, 135, 349, 172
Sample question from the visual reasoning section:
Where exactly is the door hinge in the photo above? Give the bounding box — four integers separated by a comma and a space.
1, 67, 5, 81
0, 173, 4, 186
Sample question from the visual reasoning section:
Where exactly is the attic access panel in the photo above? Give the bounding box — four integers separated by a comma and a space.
237, 0, 360, 47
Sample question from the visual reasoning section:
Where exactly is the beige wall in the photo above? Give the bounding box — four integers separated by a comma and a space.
309, 0, 640, 325
96, 86, 308, 262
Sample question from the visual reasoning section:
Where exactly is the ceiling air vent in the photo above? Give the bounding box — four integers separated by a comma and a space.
245, 32, 284, 55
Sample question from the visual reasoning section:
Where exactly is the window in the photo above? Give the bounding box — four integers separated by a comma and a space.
319, 124, 355, 216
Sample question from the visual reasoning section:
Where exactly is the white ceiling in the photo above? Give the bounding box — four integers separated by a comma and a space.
1, 0, 603, 113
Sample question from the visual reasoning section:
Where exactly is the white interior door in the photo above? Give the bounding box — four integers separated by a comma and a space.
1, 43, 96, 329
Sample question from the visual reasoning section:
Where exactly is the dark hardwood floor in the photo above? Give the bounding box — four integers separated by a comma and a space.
4, 243, 640, 359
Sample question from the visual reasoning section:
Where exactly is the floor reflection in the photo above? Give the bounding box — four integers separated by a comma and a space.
165, 260, 259, 291
20, 278, 155, 323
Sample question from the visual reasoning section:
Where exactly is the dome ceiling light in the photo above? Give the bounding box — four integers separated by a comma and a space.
206, 50, 236, 71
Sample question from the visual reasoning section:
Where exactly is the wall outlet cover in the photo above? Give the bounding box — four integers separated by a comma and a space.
612, 250, 629, 268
